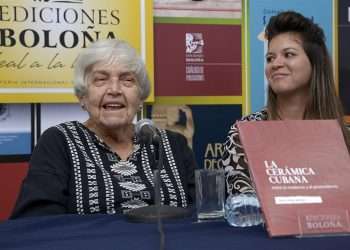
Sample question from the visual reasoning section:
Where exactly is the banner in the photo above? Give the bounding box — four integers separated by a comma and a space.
0, 0, 154, 103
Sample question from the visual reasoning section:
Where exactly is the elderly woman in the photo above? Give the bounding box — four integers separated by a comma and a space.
11, 39, 196, 218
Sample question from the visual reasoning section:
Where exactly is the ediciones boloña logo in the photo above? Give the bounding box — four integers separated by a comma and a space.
1, 1, 120, 49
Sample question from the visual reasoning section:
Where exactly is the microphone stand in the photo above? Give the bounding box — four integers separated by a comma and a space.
154, 169, 165, 250
126, 138, 192, 223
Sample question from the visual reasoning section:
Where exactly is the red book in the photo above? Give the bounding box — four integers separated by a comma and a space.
237, 120, 350, 237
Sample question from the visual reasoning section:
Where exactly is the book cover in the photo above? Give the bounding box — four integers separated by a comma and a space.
237, 120, 350, 237
146, 104, 242, 170
154, 23, 241, 96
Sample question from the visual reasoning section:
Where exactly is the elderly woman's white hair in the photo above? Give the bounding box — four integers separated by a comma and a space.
73, 39, 151, 101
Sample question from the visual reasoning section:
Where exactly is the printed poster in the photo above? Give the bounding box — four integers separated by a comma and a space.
146, 104, 242, 170
155, 23, 241, 97
338, 0, 350, 120
40, 103, 89, 134
0, 104, 32, 156
0, 0, 154, 103
154, 0, 241, 19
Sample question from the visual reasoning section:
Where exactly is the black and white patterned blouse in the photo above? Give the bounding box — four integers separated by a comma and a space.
11, 121, 196, 218
220, 109, 268, 196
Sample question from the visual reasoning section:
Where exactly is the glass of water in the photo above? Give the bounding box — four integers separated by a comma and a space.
195, 169, 225, 222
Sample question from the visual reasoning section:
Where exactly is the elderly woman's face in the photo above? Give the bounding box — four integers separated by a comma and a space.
80, 60, 141, 130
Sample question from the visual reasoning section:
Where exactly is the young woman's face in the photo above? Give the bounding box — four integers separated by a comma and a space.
80, 60, 141, 130
265, 32, 312, 98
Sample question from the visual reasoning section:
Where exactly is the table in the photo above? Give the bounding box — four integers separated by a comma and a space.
0, 213, 349, 250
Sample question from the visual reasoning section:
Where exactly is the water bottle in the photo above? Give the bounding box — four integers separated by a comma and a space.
224, 193, 264, 227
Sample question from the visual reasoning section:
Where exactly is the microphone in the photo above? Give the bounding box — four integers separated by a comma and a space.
126, 119, 192, 223
135, 119, 161, 146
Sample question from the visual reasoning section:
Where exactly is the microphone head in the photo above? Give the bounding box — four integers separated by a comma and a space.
135, 119, 160, 145
135, 118, 155, 135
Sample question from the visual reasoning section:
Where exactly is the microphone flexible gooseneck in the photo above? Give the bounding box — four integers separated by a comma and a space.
126, 118, 192, 227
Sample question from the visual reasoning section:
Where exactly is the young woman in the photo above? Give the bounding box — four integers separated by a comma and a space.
221, 11, 350, 196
